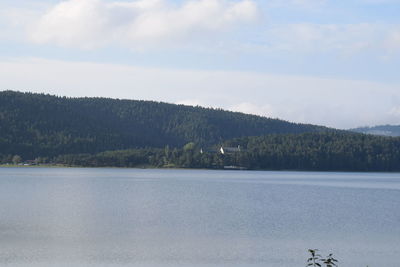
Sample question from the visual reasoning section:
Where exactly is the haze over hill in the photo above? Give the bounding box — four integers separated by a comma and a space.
351, 125, 400, 137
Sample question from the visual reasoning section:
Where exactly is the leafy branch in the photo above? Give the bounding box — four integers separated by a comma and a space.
307, 249, 338, 267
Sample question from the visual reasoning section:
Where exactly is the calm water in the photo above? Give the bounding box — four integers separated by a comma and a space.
0, 168, 399, 267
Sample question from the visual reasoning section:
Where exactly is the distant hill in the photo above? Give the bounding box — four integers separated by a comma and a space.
0, 91, 327, 159
351, 125, 400, 137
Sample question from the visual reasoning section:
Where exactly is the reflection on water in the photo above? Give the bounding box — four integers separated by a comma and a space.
0, 168, 400, 267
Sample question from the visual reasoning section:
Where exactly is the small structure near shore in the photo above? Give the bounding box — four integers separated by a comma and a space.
199, 145, 242, 155
220, 145, 241, 155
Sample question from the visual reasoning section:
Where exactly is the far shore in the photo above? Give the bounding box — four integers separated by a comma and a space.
0, 164, 67, 168
2, 164, 400, 174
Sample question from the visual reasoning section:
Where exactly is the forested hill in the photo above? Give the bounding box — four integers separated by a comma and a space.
0, 91, 327, 159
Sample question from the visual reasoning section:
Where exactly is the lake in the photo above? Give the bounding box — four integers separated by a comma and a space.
0, 168, 399, 267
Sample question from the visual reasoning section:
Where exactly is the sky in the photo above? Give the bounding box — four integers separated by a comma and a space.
1, 0, 400, 129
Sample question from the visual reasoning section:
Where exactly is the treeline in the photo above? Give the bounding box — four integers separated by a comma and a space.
5, 132, 399, 172
52, 145, 224, 169
0, 91, 326, 159
226, 131, 400, 171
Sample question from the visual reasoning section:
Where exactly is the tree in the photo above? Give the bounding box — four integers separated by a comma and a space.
183, 142, 196, 151
307, 249, 338, 267
307, 249, 322, 267
12, 155, 22, 165
321, 253, 338, 267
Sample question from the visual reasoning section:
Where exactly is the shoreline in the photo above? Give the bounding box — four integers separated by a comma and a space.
2, 164, 400, 174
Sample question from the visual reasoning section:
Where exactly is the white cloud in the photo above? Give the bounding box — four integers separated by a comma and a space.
389, 106, 400, 117
230, 102, 275, 117
267, 0, 327, 9
176, 99, 209, 107
1, 57, 399, 128
384, 29, 400, 52
2, 1, 400, 58
0, 5, 44, 41
28, 0, 258, 49
259, 23, 400, 56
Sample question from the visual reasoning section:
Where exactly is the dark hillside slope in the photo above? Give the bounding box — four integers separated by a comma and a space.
0, 91, 327, 159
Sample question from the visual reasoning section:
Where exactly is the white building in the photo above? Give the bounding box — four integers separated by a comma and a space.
220, 145, 241, 154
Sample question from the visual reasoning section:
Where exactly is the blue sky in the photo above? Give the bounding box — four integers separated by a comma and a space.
1, 0, 400, 128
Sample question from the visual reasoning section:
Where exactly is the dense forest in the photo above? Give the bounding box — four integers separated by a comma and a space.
2, 91, 400, 172
19, 132, 400, 172
225, 131, 400, 171
0, 91, 326, 159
